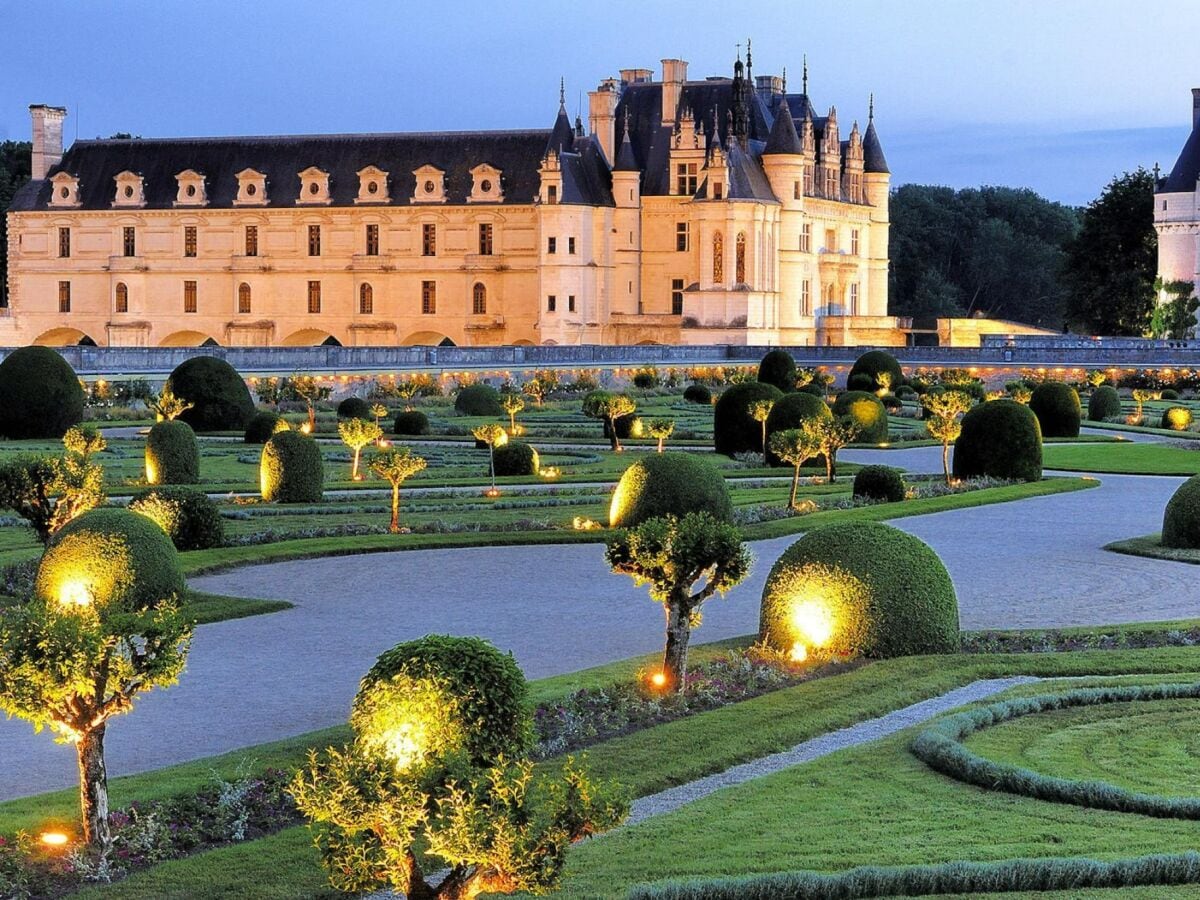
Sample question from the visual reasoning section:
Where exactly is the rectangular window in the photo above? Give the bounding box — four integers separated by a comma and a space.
245, 225, 258, 257
547, 294, 556, 312
308, 224, 321, 256
547, 185, 557, 204
547, 236, 557, 255
122, 226, 136, 257
115, 283, 128, 313
801, 280, 811, 315
671, 278, 685, 315
58, 227, 70, 258
422, 224, 436, 257
793, 181, 802, 200
568, 295, 576, 312
849, 283, 860, 316
307, 280, 321, 314
421, 280, 436, 314
568, 236, 576, 255
365, 224, 379, 256
675, 222, 688, 252
675, 162, 697, 195
183, 280, 197, 313
478, 223, 493, 256
58, 281, 71, 313
825, 228, 837, 252
713, 182, 723, 200
803, 165, 814, 195
851, 228, 860, 256
800, 223, 811, 253
184, 226, 197, 258
238, 285, 252, 314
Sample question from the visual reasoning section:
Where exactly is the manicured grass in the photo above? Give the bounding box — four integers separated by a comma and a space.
184, 590, 293, 625
1083, 417, 1200, 440
1105, 532, 1200, 565
1043, 442, 1200, 475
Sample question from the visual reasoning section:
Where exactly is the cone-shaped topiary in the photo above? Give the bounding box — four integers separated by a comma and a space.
493, 441, 540, 476
847, 350, 903, 394
1029, 382, 1081, 438
165, 357, 254, 432
336, 397, 371, 419
852, 465, 905, 503
1163, 474, 1200, 548
454, 383, 503, 416
244, 411, 288, 443
759, 521, 959, 659
609, 452, 733, 527
0, 346, 85, 439
832, 391, 889, 443
714, 381, 785, 456
1088, 385, 1122, 421
393, 410, 431, 435
953, 398, 1042, 482
261, 430, 324, 502
683, 383, 712, 404
757, 349, 797, 392
129, 486, 225, 551
145, 420, 200, 485
764, 392, 832, 467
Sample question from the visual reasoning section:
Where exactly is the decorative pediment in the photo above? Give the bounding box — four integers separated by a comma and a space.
112, 171, 145, 208
355, 166, 390, 204
174, 169, 207, 206
298, 166, 331, 205
412, 165, 446, 203
468, 164, 504, 203
234, 168, 268, 206
49, 172, 81, 208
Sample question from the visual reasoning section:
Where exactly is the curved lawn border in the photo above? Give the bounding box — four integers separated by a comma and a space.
1105, 533, 1200, 566
910, 682, 1200, 819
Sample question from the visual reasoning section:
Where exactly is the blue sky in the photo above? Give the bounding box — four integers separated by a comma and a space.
2, 0, 1195, 205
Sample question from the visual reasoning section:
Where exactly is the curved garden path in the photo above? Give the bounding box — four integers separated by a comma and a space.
2, 446, 1197, 801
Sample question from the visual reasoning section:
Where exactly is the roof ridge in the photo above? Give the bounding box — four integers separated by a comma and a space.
73, 128, 554, 146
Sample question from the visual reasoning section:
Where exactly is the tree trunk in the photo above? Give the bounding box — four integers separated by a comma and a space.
942, 442, 951, 485
390, 483, 401, 533
824, 451, 833, 483
351, 448, 360, 480
489, 448, 497, 490
402, 850, 437, 900
306, 404, 316, 431
761, 423, 768, 464
662, 601, 692, 693
78, 724, 110, 851
609, 418, 621, 452
657, 437, 664, 453
789, 464, 800, 508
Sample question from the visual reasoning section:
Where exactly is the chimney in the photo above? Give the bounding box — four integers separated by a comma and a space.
588, 82, 620, 163
1193, 88, 1200, 129
619, 68, 653, 85
660, 58, 688, 125
756, 75, 783, 106
30, 104, 67, 180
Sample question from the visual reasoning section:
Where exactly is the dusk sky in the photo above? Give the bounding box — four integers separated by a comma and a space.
3, 0, 1196, 206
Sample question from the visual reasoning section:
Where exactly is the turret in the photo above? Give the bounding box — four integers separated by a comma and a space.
762, 106, 805, 207
612, 112, 641, 208
546, 79, 575, 157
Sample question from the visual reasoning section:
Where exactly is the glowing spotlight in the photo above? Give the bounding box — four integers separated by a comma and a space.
649, 671, 667, 689
790, 596, 835, 648
40, 832, 69, 848
58, 580, 93, 609
789, 642, 808, 663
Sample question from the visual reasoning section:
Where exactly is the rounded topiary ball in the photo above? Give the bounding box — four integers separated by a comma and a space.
1088, 385, 1122, 421
493, 441, 539, 476
683, 383, 712, 405
953, 399, 1042, 482
713, 381, 785, 456
35, 507, 184, 611
261, 430, 324, 502
847, 350, 903, 394
758, 521, 959, 659
1164, 475, 1200, 548
129, 486, 225, 551
0, 346, 85, 439
454, 383, 503, 417
852, 465, 905, 503
764, 392, 832, 467
244, 411, 288, 444
166, 357, 254, 432
757, 349, 797, 392
337, 397, 371, 420
1163, 406, 1194, 431
394, 411, 431, 435
1162, 389, 1180, 401
832, 391, 889, 444
145, 419, 200, 485
609, 452, 733, 527
846, 372, 875, 393
352, 635, 530, 770
1029, 382, 1081, 438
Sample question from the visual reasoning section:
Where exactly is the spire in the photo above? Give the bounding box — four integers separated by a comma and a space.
546, 80, 575, 156
868, 93, 874, 123
763, 104, 802, 155
802, 55, 808, 95
862, 98, 889, 175
746, 37, 752, 82
559, 76, 566, 111
614, 107, 639, 172
731, 45, 749, 147
782, 66, 787, 94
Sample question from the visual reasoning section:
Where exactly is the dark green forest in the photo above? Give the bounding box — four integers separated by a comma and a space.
0, 142, 32, 305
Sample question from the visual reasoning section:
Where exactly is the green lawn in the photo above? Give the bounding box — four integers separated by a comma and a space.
1104, 533, 1200, 565
1043, 441, 1200, 475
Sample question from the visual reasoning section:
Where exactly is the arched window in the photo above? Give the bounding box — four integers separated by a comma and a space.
114, 282, 128, 313
472, 282, 487, 315
735, 232, 747, 284
238, 283, 251, 314
359, 283, 373, 315
712, 232, 723, 283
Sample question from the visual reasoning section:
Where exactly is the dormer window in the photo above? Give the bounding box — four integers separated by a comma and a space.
112, 171, 145, 208
355, 166, 390, 204
468, 164, 504, 203
413, 165, 446, 203
235, 169, 268, 206
174, 170, 207, 206
298, 167, 331, 205
49, 172, 81, 208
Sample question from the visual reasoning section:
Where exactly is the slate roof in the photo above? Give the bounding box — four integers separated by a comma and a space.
763, 102, 803, 155
1161, 123, 1200, 193
862, 120, 888, 174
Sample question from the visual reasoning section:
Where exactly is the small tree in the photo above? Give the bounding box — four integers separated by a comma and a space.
605, 512, 750, 692
368, 447, 427, 533
473, 423, 508, 492
875, 371, 894, 396
395, 378, 422, 411
813, 416, 860, 482
646, 417, 675, 453
748, 399, 776, 464
289, 375, 325, 431
338, 418, 384, 480
583, 392, 637, 451
52, 425, 108, 532
794, 368, 815, 391
523, 377, 548, 408
1132, 388, 1153, 422
151, 385, 193, 422
922, 390, 973, 484
1087, 370, 1107, 389
0, 455, 59, 543
1009, 384, 1033, 404
369, 403, 389, 428
501, 392, 526, 435
768, 424, 823, 508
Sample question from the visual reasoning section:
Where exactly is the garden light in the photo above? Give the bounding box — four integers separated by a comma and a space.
299, 422, 312, 435
57, 579, 93, 609
789, 643, 808, 663
379, 721, 425, 771
789, 595, 835, 649
649, 671, 667, 689
40, 831, 69, 848
484, 487, 501, 498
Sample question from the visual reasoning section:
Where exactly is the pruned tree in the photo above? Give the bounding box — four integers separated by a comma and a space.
523, 377, 548, 408
473, 423, 508, 492
646, 417, 675, 453
794, 368, 815, 390
605, 512, 750, 692
748, 399, 775, 464
768, 424, 823, 508
1132, 388, 1153, 422
813, 416, 860, 482
582, 392, 637, 451
151, 385, 193, 422
922, 390, 973, 483
288, 374, 326, 431
368, 447, 427, 533
370, 403, 389, 427
0, 454, 59, 543
338, 417, 383, 480
1086, 370, 1107, 389
0, 427, 107, 543
501, 393, 525, 435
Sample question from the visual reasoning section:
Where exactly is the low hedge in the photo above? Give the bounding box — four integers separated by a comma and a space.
1162, 474, 1200, 548
831, 391, 888, 443
336, 397, 371, 419
454, 383, 503, 416
609, 452, 733, 527
1088, 385, 1122, 421
394, 410, 431, 435
683, 384, 712, 405
852, 465, 905, 503
756, 349, 797, 392
953, 399, 1042, 482
261, 431, 324, 502
847, 349, 903, 393
713, 381, 784, 456
129, 486, 225, 551
1028, 382, 1081, 438
244, 411, 288, 444
145, 419, 200, 485
493, 441, 539, 476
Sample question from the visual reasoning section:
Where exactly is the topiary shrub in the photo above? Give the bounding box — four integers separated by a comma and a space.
244, 411, 288, 444
1163, 406, 1194, 431
336, 397, 371, 419
454, 383, 503, 416
1162, 474, 1200, 548
609, 452, 733, 527
683, 383, 712, 405
798, 383, 825, 398
34, 507, 185, 611
1162, 389, 1180, 400
261, 430, 324, 502
852, 465, 905, 503
846, 372, 875, 393
764, 392, 831, 467
493, 441, 539, 476
0, 346, 85, 439
895, 385, 917, 401
758, 521, 959, 659
166, 357, 254, 432
1088, 385, 1122, 421
847, 350, 903, 394
953, 398, 1042, 482
831, 391, 888, 443
394, 410, 431, 435
604, 413, 643, 441
713, 381, 784, 456
144, 419, 200, 485
1029, 382, 1081, 438
129, 486, 225, 551
756, 349, 797, 392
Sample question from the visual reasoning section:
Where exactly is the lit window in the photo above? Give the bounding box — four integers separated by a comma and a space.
478, 223, 493, 256
676, 222, 688, 251
184, 226, 197, 258
422, 224, 436, 256
472, 283, 487, 315
183, 280, 197, 314
115, 282, 128, 313
421, 280, 436, 314
308, 225, 321, 257
671, 278, 684, 315
735, 233, 746, 284
308, 280, 321, 314
359, 283, 373, 314
123, 226, 136, 257
676, 162, 697, 195
245, 225, 258, 257
58, 281, 71, 313
58, 227, 70, 258
365, 224, 379, 256
238, 283, 252, 314
712, 233, 723, 282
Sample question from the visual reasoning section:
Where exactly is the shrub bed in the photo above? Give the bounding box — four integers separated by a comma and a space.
1163, 406, 1194, 431
713, 381, 784, 456
394, 410, 431, 435
130, 486, 225, 551
260, 431, 324, 502
0, 346, 85, 439
1029, 382, 1082, 438
1088, 385, 1122, 421
852, 465, 905, 502
454, 383, 503, 416
953, 399, 1042, 482
145, 419, 200, 484
831, 391, 888, 443
609, 452, 733, 527
493, 440, 540, 476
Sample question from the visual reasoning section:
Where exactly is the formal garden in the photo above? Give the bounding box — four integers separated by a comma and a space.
3, 344, 1200, 898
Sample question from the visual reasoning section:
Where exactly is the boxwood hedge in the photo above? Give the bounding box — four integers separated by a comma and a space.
166, 356, 255, 432
0, 346, 85, 439
130, 486, 225, 551
145, 419, 200, 485
609, 452, 733, 527
1029, 382, 1081, 438
953, 399, 1042, 482
261, 430, 324, 502
713, 381, 784, 456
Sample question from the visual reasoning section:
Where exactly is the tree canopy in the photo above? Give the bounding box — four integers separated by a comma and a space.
0, 141, 32, 306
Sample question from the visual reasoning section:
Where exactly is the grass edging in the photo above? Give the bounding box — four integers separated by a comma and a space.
1105, 533, 1200, 565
